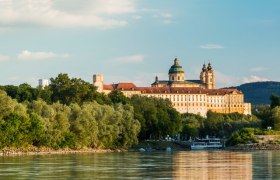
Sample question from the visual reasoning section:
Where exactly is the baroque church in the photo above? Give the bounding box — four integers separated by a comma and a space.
151, 58, 215, 89
93, 58, 251, 117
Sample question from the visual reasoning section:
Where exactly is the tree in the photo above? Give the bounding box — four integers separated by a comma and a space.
29, 99, 72, 148
69, 103, 99, 148
270, 93, 280, 109
17, 83, 39, 102
0, 90, 27, 119
1, 84, 39, 102
28, 113, 44, 146
37, 87, 52, 104
114, 104, 140, 147
253, 105, 273, 128
0, 113, 31, 148
181, 113, 205, 139
130, 95, 182, 140
272, 107, 280, 130
226, 128, 258, 146
108, 90, 129, 104
49, 73, 110, 105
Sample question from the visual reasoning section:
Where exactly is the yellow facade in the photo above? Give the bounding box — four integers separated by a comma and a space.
93, 58, 251, 117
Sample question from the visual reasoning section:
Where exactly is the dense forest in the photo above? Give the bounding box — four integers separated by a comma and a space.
0, 74, 280, 150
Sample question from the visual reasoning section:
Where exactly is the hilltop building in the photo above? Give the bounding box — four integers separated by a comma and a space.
151, 58, 215, 89
93, 58, 251, 117
38, 79, 49, 88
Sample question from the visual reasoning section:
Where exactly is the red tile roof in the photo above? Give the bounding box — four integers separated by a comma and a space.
103, 83, 136, 90
103, 83, 242, 95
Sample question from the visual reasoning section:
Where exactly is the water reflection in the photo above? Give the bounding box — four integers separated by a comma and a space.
172, 151, 252, 180
1, 151, 280, 179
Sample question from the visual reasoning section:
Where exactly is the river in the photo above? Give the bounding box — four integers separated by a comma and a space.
0, 150, 279, 179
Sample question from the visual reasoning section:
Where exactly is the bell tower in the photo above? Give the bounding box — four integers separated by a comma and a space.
205, 63, 215, 89
93, 74, 104, 92
200, 63, 207, 84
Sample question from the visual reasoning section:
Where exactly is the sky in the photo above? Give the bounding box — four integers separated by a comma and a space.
0, 0, 279, 88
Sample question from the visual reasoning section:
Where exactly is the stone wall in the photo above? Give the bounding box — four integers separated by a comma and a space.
256, 135, 280, 144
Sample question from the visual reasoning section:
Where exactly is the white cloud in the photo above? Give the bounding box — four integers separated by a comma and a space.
90, 0, 137, 15
112, 54, 144, 63
242, 75, 270, 83
0, 55, 10, 62
200, 44, 224, 49
161, 13, 173, 18
250, 67, 267, 72
152, 11, 174, 24
132, 15, 142, 20
18, 50, 69, 60
0, 0, 138, 29
215, 71, 240, 88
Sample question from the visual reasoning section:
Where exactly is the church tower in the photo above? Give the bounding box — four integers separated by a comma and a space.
200, 63, 207, 84
93, 74, 104, 92
168, 58, 185, 81
205, 63, 215, 89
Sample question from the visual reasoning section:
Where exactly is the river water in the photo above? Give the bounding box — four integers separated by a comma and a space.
0, 151, 279, 179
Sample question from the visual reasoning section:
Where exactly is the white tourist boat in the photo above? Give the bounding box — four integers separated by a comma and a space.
191, 137, 223, 150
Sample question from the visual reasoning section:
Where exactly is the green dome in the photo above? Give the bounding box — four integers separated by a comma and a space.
168, 58, 185, 74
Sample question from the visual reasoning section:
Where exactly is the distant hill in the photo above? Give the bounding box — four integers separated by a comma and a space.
234, 81, 280, 105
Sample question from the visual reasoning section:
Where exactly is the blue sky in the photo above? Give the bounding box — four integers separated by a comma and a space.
0, 0, 279, 88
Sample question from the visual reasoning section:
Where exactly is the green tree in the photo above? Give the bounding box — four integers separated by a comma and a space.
114, 104, 140, 147
270, 93, 280, 109
226, 128, 258, 146
131, 95, 181, 140
29, 100, 71, 148
253, 105, 272, 128
0, 90, 27, 119
17, 83, 39, 102
181, 113, 205, 139
0, 85, 19, 99
37, 86, 52, 104
49, 73, 110, 105
69, 103, 99, 148
0, 113, 31, 148
272, 107, 280, 130
28, 113, 45, 146
108, 90, 129, 105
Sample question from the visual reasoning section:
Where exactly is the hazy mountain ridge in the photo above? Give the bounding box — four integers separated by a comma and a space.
234, 81, 280, 105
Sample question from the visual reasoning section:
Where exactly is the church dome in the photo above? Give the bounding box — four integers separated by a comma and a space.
168, 58, 185, 74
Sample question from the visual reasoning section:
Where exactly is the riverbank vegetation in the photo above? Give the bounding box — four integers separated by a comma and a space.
181, 111, 260, 140
226, 94, 280, 146
0, 74, 280, 150
0, 73, 181, 150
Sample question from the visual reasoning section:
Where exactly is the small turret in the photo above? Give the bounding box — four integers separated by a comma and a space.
151, 76, 160, 87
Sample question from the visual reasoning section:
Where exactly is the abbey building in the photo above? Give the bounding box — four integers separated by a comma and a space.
93, 58, 251, 117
